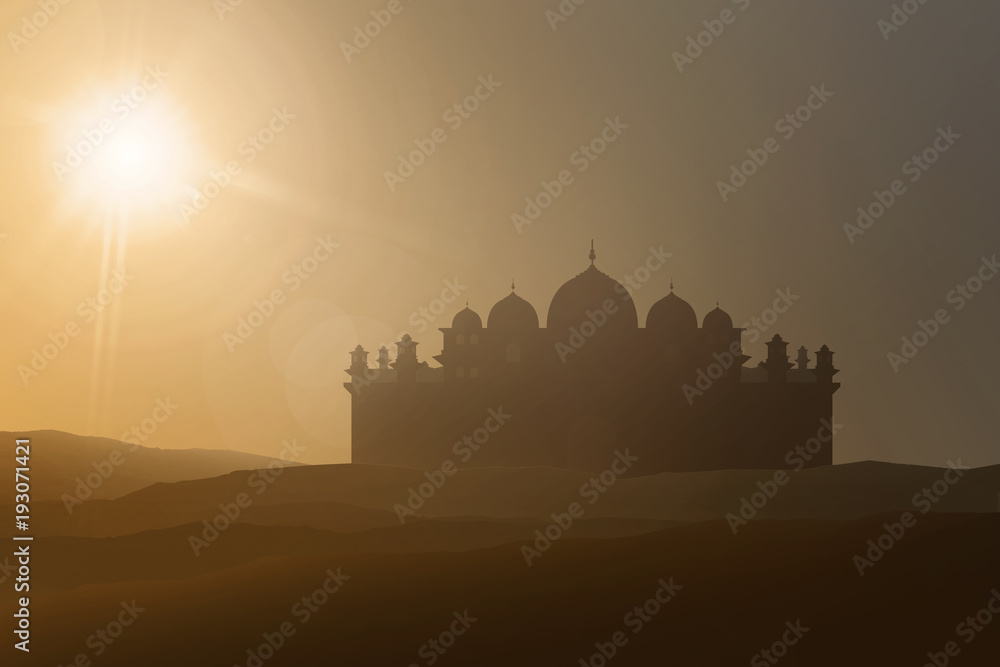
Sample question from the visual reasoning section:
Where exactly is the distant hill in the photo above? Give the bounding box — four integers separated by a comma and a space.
1, 430, 304, 502
13, 459, 999, 538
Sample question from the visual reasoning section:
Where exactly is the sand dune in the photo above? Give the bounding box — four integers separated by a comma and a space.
13, 460, 999, 538
24, 513, 1000, 666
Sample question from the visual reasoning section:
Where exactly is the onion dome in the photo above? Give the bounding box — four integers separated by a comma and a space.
488, 283, 539, 335
451, 306, 483, 330
702, 305, 734, 331
646, 283, 697, 338
547, 242, 638, 334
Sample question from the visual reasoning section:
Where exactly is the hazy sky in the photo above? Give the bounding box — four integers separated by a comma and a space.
1, 0, 998, 466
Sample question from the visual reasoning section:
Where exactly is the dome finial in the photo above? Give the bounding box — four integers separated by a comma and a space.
670, 278, 674, 292
511, 277, 515, 292
589, 239, 596, 266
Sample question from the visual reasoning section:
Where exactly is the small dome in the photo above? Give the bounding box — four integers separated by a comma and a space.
488, 291, 539, 334
646, 291, 697, 337
703, 306, 733, 331
451, 307, 482, 330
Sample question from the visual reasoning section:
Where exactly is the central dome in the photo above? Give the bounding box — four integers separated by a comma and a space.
547, 246, 638, 335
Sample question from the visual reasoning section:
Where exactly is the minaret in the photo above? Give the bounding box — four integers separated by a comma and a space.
377, 346, 390, 371
392, 334, 420, 383
349, 344, 368, 376
796, 346, 810, 372
764, 334, 793, 383
813, 345, 839, 383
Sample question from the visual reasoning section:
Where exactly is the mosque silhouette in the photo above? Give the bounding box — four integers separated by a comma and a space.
345, 243, 840, 474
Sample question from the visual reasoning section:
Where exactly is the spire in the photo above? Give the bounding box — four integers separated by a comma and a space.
797, 346, 810, 371
589, 239, 596, 266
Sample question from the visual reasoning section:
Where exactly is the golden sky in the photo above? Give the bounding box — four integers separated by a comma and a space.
1, 0, 998, 465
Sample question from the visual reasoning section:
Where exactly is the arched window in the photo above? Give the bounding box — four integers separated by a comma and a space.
455, 367, 465, 379
456, 334, 465, 345
505, 343, 521, 364
470, 367, 479, 378
470, 334, 479, 345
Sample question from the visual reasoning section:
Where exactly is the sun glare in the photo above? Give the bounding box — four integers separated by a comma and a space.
97, 120, 174, 193
54, 88, 199, 225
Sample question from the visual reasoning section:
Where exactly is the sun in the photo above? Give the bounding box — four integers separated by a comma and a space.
100, 125, 166, 191
54, 89, 199, 225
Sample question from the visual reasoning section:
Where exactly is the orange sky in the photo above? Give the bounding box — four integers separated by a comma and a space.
1, 0, 998, 466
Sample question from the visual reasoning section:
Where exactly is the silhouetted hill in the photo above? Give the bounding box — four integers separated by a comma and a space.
22, 513, 1000, 666
32, 517, 684, 594
2, 430, 304, 502
15, 460, 999, 538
